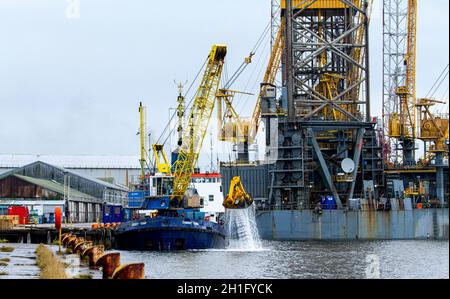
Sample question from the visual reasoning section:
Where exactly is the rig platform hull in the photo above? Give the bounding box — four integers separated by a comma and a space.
256, 207, 449, 241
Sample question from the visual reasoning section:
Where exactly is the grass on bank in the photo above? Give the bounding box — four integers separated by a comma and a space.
0, 258, 10, 262
0, 239, 9, 244
0, 246, 14, 252
35, 244, 67, 279
0, 271, 7, 276
0, 262, 8, 267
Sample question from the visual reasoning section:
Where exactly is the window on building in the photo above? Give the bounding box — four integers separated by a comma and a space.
209, 195, 214, 202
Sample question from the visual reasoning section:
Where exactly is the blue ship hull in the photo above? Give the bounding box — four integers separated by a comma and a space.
114, 216, 227, 251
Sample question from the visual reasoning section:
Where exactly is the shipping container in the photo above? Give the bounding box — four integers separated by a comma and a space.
7, 206, 30, 225
102, 205, 123, 223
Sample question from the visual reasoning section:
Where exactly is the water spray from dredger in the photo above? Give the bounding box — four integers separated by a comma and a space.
222, 176, 262, 250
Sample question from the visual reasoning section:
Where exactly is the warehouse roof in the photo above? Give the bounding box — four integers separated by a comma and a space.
0, 154, 140, 169
12, 174, 97, 200
0, 161, 128, 192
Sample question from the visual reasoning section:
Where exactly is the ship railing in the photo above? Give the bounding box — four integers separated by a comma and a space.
256, 202, 449, 212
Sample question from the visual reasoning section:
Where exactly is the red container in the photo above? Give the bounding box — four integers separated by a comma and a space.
7, 206, 29, 225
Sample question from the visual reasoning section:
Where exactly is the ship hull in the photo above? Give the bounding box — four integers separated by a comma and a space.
114, 217, 227, 251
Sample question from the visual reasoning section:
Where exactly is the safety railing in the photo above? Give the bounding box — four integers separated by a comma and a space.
256, 201, 449, 212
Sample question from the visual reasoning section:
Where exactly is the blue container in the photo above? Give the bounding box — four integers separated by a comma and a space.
128, 191, 146, 199
128, 191, 146, 208
0, 206, 7, 216
48, 213, 55, 224
182, 211, 205, 221
320, 196, 337, 210
102, 205, 123, 223
128, 199, 145, 208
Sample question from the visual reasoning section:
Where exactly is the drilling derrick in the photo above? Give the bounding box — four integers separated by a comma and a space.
266, 0, 383, 209
384, 0, 417, 167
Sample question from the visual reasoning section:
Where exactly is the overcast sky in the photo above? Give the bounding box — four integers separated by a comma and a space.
0, 0, 448, 166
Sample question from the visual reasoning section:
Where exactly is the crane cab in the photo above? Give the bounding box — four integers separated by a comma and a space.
139, 173, 174, 211
148, 174, 174, 197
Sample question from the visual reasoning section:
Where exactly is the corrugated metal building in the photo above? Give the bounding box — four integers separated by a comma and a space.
0, 154, 141, 187
0, 161, 129, 223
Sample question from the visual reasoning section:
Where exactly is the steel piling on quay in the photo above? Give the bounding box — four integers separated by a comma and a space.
60, 232, 145, 279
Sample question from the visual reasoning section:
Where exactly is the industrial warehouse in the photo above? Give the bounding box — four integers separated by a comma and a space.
0, 0, 448, 281
0, 161, 128, 224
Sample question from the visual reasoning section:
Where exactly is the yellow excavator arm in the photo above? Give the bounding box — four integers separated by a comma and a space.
223, 176, 254, 210
152, 144, 172, 174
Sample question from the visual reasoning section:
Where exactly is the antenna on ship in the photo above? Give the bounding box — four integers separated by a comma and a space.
210, 132, 215, 173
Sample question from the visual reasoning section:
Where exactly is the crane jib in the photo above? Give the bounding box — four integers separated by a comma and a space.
171, 45, 227, 203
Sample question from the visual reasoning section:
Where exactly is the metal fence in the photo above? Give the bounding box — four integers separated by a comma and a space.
65, 211, 101, 224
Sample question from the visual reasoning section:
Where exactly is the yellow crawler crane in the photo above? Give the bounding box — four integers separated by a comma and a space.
416, 99, 449, 161
171, 45, 227, 205
223, 176, 253, 210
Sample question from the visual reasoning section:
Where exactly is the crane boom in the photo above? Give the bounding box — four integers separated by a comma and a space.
404, 0, 417, 137
348, 0, 372, 108
172, 45, 227, 202
139, 102, 148, 180
218, 24, 284, 145
249, 22, 284, 140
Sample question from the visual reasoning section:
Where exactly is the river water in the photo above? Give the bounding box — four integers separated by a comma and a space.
1, 241, 448, 279
117, 240, 449, 279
